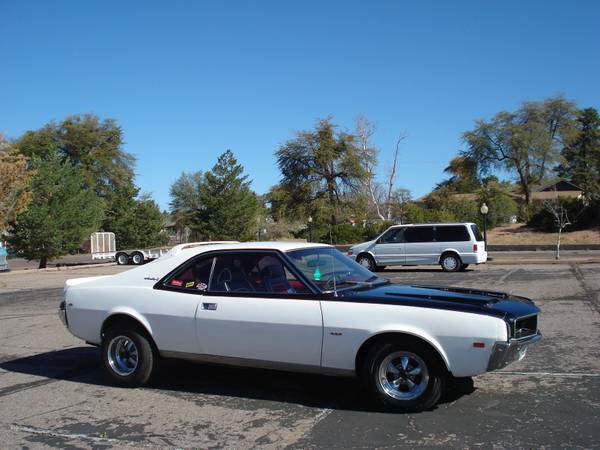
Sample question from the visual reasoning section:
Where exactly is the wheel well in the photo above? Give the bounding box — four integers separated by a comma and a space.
355, 332, 450, 377
439, 251, 461, 265
101, 314, 157, 351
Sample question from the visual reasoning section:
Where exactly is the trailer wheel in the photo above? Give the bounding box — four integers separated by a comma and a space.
115, 252, 129, 266
131, 251, 144, 265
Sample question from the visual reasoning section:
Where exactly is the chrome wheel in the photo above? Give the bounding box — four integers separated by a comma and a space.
107, 335, 139, 376
377, 351, 429, 401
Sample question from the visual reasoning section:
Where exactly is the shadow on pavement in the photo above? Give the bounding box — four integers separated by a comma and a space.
0, 346, 475, 413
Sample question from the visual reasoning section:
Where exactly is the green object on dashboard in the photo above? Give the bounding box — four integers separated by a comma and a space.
313, 266, 321, 281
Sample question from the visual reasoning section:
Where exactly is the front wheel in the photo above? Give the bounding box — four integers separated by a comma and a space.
362, 341, 444, 412
102, 327, 156, 387
356, 254, 376, 272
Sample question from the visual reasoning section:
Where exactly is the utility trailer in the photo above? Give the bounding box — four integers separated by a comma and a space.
90, 232, 170, 265
90, 232, 238, 266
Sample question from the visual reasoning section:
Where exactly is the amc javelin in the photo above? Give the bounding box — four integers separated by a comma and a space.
59, 242, 541, 412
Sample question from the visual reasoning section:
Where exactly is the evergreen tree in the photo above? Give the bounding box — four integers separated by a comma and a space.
7, 155, 104, 268
557, 107, 600, 199
193, 150, 259, 241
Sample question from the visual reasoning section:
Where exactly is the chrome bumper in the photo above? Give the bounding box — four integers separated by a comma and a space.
58, 300, 68, 328
487, 332, 542, 371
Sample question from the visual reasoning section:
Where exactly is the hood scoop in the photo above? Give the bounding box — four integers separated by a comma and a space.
411, 285, 508, 299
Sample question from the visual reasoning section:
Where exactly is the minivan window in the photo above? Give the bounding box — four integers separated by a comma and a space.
436, 225, 470, 242
379, 228, 404, 244
404, 226, 435, 243
471, 225, 484, 241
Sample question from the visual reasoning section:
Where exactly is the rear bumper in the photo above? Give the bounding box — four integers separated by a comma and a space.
487, 332, 542, 371
461, 251, 488, 264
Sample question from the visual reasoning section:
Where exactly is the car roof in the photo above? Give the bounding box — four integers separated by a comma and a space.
389, 222, 475, 227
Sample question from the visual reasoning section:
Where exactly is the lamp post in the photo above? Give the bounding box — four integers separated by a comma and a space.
480, 203, 489, 249
308, 216, 313, 242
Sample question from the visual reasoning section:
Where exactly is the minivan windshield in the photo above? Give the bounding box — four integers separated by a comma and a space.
287, 247, 385, 292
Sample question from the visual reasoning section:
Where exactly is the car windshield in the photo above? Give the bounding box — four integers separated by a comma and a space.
286, 247, 384, 292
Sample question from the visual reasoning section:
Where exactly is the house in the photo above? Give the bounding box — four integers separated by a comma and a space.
531, 180, 583, 200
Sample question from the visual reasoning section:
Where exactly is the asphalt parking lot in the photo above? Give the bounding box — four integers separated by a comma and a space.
1, 262, 599, 449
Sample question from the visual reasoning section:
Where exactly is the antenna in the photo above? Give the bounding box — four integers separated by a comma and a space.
328, 222, 338, 297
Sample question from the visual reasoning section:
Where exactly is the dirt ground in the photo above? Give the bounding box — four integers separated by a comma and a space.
488, 223, 600, 245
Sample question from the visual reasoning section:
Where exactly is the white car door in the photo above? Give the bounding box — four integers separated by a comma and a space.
372, 227, 406, 265
195, 252, 323, 367
404, 226, 437, 264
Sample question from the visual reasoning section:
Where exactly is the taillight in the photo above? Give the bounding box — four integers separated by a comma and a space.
473, 244, 478, 252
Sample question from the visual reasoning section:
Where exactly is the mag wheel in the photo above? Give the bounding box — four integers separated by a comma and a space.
363, 341, 444, 412
102, 327, 155, 387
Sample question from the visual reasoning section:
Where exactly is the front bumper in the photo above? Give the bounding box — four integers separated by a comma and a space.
487, 331, 542, 371
58, 300, 68, 328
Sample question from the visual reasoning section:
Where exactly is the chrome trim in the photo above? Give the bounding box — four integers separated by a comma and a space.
487, 331, 542, 371
159, 350, 355, 377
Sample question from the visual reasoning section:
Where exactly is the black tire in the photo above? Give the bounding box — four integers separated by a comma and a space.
459, 263, 469, 271
115, 252, 129, 266
131, 251, 144, 265
356, 254, 376, 272
440, 253, 461, 272
375, 265, 386, 272
362, 340, 444, 412
101, 326, 156, 387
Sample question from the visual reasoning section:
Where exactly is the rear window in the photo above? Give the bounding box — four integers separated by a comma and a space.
404, 226, 435, 243
436, 225, 470, 242
471, 225, 484, 241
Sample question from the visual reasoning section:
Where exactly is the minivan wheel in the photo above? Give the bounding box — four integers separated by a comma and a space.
363, 341, 444, 412
440, 253, 461, 272
102, 326, 155, 387
356, 254, 376, 271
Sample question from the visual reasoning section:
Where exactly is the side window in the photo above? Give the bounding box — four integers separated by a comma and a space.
404, 226, 435, 243
209, 253, 310, 295
379, 228, 404, 244
436, 226, 470, 242
167, 257, 213, 291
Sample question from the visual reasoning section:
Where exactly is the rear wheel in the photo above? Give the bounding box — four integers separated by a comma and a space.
362, 341, 444, 412
440, 253, 461, 272
356, 254, 376, 272
102, 326, 156, 387
115, 252, 129, 265
131, 251, 144, 265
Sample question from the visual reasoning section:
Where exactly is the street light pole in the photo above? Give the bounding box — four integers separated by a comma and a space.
480, 203, 489, 249
307, 216, 313, 242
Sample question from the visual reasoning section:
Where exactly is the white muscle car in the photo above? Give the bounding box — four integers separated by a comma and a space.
60, 242, 541, 412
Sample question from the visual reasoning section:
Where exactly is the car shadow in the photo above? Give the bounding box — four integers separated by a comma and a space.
0, 347, 475, 413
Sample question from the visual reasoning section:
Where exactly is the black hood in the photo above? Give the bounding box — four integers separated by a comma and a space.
335, 283, 539, 320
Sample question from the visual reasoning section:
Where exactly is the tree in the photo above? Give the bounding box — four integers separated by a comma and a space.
169, 171, 204, 241
463, 97, 576, 208
193, 150, 259, 241
542, 193, 571, 260
355, 115, 385, 220
14, 114, 141, 242
7, 155, 104, 268
384, 134, 406, 220
275, 118, 365, 224
0, 135, 33, 232
131, 195, 169, 248
557, 107, 600, 200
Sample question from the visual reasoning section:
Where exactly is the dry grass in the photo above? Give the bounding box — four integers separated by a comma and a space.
488, 223, 600, 245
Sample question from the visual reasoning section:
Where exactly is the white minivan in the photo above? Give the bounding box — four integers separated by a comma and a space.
348, 223, 487, 272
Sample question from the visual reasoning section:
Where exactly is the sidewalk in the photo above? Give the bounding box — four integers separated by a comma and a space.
487, 250, 600, 265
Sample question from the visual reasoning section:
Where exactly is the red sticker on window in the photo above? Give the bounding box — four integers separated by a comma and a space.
170, 279, 183, 287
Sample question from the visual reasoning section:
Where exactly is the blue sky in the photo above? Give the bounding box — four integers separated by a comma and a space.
1, 0, 599, 209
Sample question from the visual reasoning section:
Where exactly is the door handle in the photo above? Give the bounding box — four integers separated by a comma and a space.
202, 302, 218, 311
